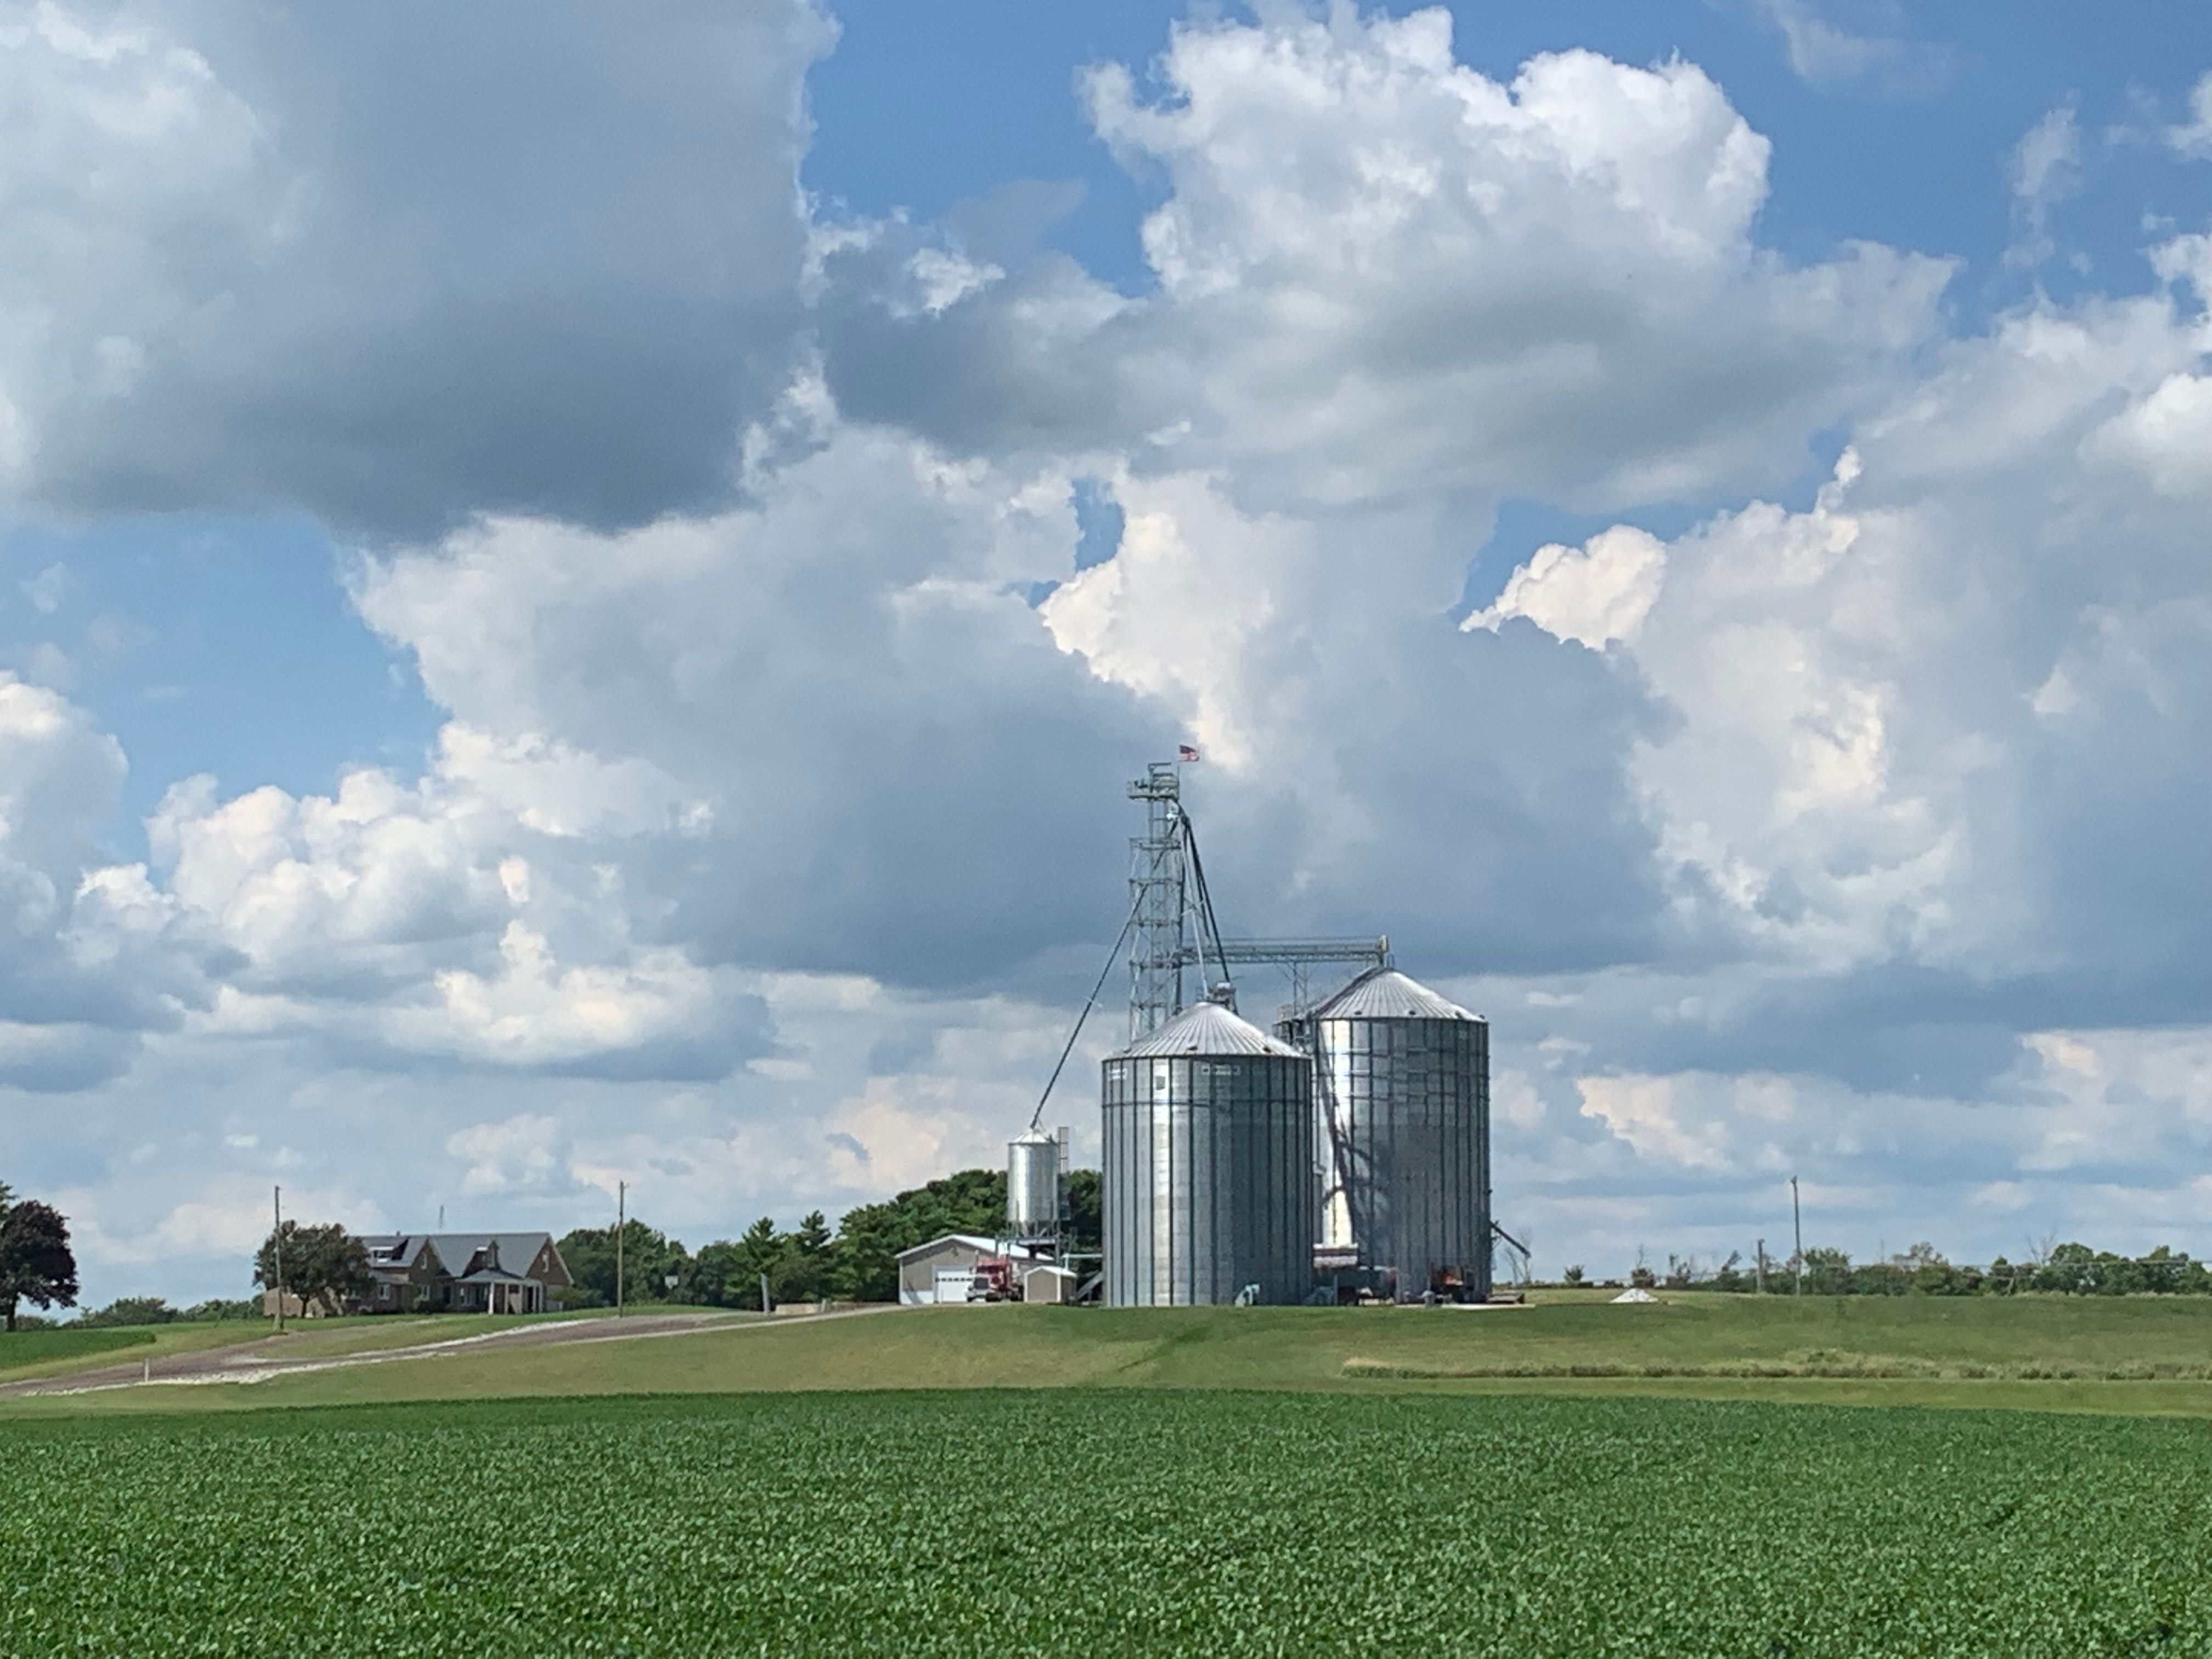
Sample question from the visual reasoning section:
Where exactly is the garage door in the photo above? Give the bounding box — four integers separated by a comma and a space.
933, 1266, 975, 1305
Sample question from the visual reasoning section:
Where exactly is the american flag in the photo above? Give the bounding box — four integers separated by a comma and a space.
1178, 744, 1201, 763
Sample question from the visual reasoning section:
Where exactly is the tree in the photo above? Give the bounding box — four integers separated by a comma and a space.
79, 1296, 180, 1328
559, 1220, 682, 1308
253, 1222, 371, 1317
732, 1217, 783, 1308
0, 1192, 79, 1332
775, 1211, 832, 1305
1801, 1246, 1853, 1296
1561, 1265, 1585, 1286
1066, 1168, 1102, 1252
675, 1240, 747, 1308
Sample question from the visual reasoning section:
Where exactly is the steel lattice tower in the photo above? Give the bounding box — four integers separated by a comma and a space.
1126, 763, 1187, 1040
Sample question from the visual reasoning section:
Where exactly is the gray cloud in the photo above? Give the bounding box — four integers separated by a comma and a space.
3, 1, 831, 537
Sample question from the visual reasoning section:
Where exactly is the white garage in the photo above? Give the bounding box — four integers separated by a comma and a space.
895, 1234, 1001, 1305
895, 1234, 1054, 1304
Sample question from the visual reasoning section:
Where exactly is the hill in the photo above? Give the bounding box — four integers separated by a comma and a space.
10, 1292, 2212, 1419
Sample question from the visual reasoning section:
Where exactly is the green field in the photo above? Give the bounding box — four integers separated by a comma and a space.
5, 1389, 2210, 1657
13, 1293, 2212, 1419
0, 1325, 154, 1372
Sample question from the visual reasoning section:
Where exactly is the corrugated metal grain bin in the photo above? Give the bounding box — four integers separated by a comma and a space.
1287, 968, 1489, 1301
1102, 990, 1314, 1306
1006, 1127, 1061, 1242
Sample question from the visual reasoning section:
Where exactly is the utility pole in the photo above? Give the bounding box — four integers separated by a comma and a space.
272, 1185, 286, 1333
1791, 1176, 1804, 1296
760, 1272, 772, 1316
1756, 1238, 1766, 1295
615, 1181, 626, 1319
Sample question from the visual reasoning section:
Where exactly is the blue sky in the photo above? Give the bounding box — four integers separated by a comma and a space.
3, 1, 2210, 1304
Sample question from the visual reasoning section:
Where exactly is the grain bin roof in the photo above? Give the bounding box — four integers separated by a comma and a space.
1116, 998, 1303, 1058
1310, 967, 1480, 1022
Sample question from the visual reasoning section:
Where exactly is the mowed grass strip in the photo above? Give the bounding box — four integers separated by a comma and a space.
3, 1390, 2209, 1658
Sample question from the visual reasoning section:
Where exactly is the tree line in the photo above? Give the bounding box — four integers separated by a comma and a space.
1567, 1240, 2212, 1296
224, 1167, 1101, 1317
560, 1168, 1102, 1309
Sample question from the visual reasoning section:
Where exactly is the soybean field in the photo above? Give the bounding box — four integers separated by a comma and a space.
4, 1390, 2209, 1657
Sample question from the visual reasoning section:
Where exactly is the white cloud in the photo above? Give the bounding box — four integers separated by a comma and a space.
1466, 525, 1667, 650
351, 416, 1166, 989
1745, 0, 1950, 93
830, 9, 1949, 512
2087, 371, 2212, 495
447, 1113, 568, 1198
2008, 105, 2080, 266
1576, 1071, 1798, 1173
2168, 70, 2212, 159
393, 924, 726, 1072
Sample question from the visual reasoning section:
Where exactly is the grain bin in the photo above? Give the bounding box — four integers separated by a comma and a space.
1288, 967, 1489, 1302
1102, 988, 1314, 1306
1006, 1127, 1062, 1246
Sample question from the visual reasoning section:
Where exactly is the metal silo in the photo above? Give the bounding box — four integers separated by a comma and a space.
1102, 988, 1313, 1306
1006, 1127, 1062, 1246
1292, 968, 1489, 1302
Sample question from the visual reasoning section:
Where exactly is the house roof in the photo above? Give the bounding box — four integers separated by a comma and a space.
363, 1232, 563, 1282
893, 1234, 1052, 1265
360, 1234, 436, 1269
895, 1233, 1001, 1263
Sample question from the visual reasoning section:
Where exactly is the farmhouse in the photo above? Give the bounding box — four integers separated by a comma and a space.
360, 1232, 573, 1314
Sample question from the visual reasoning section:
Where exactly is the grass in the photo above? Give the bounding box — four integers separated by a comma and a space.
5, 1389, 2211, 1656
10, 1293, 2212, 1419
239, 1306, 613, 1359
0, 1309, 661, 1391
0, 1326, 154, 1374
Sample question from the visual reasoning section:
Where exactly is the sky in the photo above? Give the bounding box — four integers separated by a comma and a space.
4, 0, 2211, 1305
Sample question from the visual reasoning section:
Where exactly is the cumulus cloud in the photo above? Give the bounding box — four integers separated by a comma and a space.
1039, 470, 1668, 974
824, 9, 1950, 512
352, 411, 1169, 988
1466, 525, 1667, 650
0, 0, 832, 535
0, 674, 219, 1085
1472, 256, 2212, 1097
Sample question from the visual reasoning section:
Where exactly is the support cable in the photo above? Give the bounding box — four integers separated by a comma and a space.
1180, 814, 1235, 1006
1030, 888, 1147, 1131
